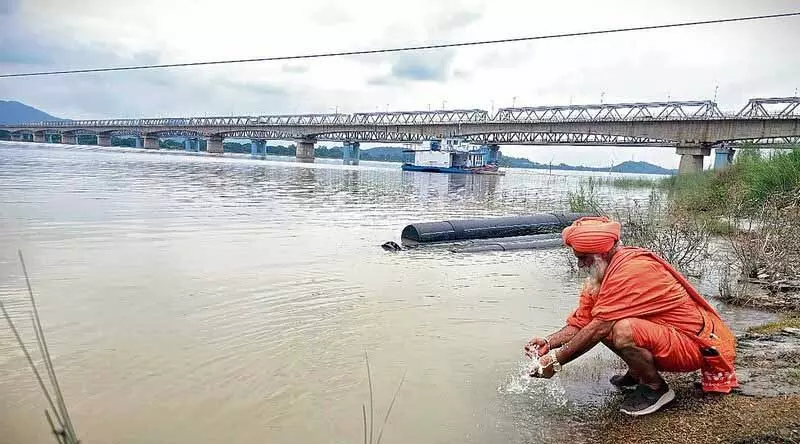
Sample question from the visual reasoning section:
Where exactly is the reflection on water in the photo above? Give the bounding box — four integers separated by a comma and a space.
1, 143, 659, 443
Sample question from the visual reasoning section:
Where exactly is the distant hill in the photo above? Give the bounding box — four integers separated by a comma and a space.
608, 160, 676, 175
0, 100, 61, 124
498, 153, 676, 175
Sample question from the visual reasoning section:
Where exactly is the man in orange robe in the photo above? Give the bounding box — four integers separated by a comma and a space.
525, 216, 737, 416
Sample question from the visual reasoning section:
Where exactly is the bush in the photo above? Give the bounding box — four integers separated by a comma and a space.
661, 148, 800, 216
567, 177, 601, 213
739, 149, 800, 204
616, 189, 710, 275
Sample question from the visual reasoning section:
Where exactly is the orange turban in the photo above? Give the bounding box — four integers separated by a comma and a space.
562, 216, 621, 254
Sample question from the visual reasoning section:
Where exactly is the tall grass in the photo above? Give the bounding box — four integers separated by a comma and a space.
567, 177, 600, 213
606, 176, 660, 189
576, 175, 660, 190
662, 148, 800, 215
739, 149, 800, 203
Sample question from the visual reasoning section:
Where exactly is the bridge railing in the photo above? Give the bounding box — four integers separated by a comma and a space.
493, 101, 725, 122
349, 109, 490, 125
736, 97, 800, 118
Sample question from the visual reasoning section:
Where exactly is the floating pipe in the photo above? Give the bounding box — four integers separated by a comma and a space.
400, 213, 589, 245
451, 232, 561, 247
452, 238, 564, 253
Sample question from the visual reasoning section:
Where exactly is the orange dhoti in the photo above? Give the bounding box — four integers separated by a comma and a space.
625, 317, 703, 372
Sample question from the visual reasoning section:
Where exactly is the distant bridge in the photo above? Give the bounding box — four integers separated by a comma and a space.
2, 97, 798, 173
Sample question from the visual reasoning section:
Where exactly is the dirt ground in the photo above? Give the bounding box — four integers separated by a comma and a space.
569, 327, 800, 444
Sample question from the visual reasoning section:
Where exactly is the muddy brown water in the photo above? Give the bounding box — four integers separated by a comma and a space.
0, 142, 775, 443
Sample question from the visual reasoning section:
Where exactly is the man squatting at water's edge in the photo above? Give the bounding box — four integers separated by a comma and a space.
525, 216, 738, 416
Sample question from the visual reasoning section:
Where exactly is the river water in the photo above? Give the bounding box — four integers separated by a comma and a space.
0, 142, 770, 444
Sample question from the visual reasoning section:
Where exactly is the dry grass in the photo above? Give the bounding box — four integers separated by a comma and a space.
615, 190, 711, 276
595, 394, 800, 444
719, 192, 800, 306
747, 316, 800, 335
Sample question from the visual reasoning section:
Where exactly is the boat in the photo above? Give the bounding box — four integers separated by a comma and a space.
401, 138, 505, 175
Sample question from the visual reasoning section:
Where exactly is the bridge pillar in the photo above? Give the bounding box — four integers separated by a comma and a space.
143, 136, 160, 149
97, 134, 112, 147
342, 141, 360, 165
487, 144, 500, 164
713, 145, 735, 169
295, 138, 316, 163
184, 137, 193, 151
134, 136, 142, 148
60, 134, 77, 144
250, 139, 266, 156
33, 133, 46, 143
207, 135, 224, 154
676, 144, 711, 175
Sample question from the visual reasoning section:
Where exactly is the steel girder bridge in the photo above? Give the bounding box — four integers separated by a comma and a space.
2, 97, 798, 172
2, 96, 798, 144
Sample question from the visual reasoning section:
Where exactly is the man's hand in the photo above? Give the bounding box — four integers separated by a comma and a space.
524, 337, 550, 358
530, 354, 555, 379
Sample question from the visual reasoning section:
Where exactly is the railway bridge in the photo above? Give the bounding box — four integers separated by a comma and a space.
2, 97, 798, 174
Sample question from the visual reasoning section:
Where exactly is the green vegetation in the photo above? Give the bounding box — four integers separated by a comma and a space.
567, 177, 600, 213
604, 176, 659, 189
662, 148, 800, 214
747, 316, 800, 335
664, 148, 800, 308
583, 175, 660, 189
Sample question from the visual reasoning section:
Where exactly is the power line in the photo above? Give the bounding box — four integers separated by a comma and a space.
1, 11, 798, 79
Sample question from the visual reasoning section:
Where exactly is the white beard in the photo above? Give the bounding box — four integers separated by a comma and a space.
581, 255, 608, 295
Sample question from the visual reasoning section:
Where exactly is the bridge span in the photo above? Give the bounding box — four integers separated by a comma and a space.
2, 97, 798, 174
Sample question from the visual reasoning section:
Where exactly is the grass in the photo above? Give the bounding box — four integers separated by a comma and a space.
567, 178, 600, 213
698, 215, 738, 236
360, 352, 406, 444
661, 148, 800, 215
576, 175, 660, 190
747, 316, 800, 335
600, 176, 659, 189
789, 368, 800, 385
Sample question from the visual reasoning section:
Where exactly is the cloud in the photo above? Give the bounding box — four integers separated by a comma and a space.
0, 0, 19, 15
0, 37, 54, 65
439, 8, 483, 32
366, 76, 393, 87
3, 0, 800, 168
309, 2, 351, 25
281, 64, 309, 74
453, 69, 470, 80
388, 50, 455, 82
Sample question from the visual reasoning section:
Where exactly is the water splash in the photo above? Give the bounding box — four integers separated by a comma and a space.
498, 357, 568, 408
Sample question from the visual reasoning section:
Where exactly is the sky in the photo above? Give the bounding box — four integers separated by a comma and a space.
0, 0, 798, 168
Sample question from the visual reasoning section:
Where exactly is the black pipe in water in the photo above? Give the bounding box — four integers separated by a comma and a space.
400, 213, 590, 245
451, 238, 564, 253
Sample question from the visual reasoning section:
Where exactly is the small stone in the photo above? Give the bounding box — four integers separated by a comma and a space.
782, 327, 800, 336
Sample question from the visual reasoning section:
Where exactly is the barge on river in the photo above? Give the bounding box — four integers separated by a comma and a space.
401, 138, 504, 175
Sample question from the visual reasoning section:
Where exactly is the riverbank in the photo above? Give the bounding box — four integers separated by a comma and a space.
608, 148, 800, 312
571, 320, 800, 443
554, 150, 800, 442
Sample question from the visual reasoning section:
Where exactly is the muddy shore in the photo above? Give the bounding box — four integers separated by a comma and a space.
572, 318, 800, 443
